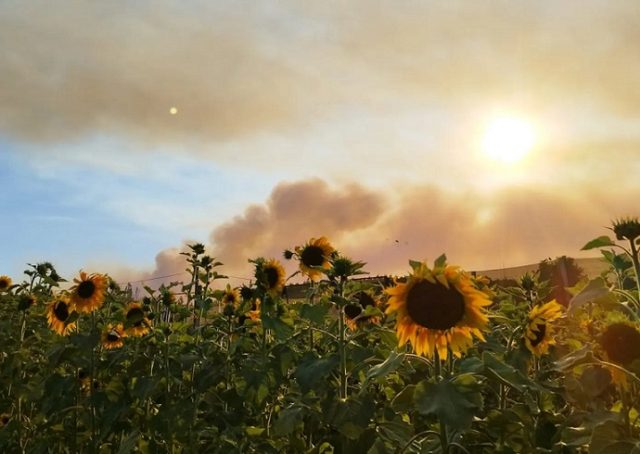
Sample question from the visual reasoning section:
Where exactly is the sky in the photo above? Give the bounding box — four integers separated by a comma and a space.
2, 0, 640, 288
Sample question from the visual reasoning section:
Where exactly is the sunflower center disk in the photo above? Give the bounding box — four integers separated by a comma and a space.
344, 304, 362, 320
530, 322, 547, 347
301, 246, 325, 267
601, 323, 640, 365
54, 302, 70, 321
265, 267, 279, 288
405, 280, 465, 330
107, 332, 120, 342
127, 308, 145, 325
77, 280, 96, 299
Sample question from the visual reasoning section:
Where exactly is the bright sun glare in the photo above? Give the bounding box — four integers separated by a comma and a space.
482, 117, 535, 163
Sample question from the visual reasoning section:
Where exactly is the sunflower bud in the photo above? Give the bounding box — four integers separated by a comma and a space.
612, 217, 640, 242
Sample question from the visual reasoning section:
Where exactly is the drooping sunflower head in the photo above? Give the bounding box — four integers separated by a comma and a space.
524, 300, 563, 356
0, 275, 12, 292
47, 296, 77, 336
385, 259, 491, 359
257, 259, 286, 296
295, 237, 335, 281
18, 293, 37, 311
598, 320, 640, 388
102, 323, 126, 349
611, 217, 640, 242
71, 272, 107, 313
600, 321, 640, 366
221, 285, 241, 307
125, 302, 151, 337
344, 291, 380, 331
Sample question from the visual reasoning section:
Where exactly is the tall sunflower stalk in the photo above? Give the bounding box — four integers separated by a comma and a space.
387, 257, 492, 453
327, 255, 368, 400
583, 217, 640, 308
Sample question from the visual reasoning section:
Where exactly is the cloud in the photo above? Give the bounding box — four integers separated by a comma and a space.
2, 0, 639, 146
210, 179, 386, 272
0, 1, 327, 143
125, 177, 636, 289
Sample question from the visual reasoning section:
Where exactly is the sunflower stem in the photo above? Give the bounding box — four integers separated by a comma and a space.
628, 239, 640, 309
89, 311, 97, 454
397, 430, 440, 454
337, 280, 348, 400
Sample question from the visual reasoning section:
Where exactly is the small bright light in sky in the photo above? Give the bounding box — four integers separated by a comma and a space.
482, 117, 535, 163
169, 107, 178, 115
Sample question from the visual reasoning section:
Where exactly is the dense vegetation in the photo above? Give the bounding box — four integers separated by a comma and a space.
2, 218, 640, 453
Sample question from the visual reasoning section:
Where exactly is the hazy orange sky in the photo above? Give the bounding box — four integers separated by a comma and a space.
2, 1, 639, 287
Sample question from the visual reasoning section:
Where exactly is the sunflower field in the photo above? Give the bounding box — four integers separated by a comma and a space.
2, 219, 640, 453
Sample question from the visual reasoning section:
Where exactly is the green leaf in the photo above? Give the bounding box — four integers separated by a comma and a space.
580, 366, 611, 398
554, 344, 594, 371
590, 420, 640, 454
365, 350, 405, 383
294, 353, 339, 392
481, 351, 530, 392
262, 315, 294, 340
582, 236, 616, 250
117, 431, 140, 454
391, 385, 415, 412
377, 420, 414, 445
273, 406, 303, 436
329, 396, 376, 439
413, 378, 479, 430
245, 426, 266, 437
569, 278, 615, 311
299, 303, 329, 325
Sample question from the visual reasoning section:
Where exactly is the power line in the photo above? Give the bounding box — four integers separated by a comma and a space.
120, 272, 252, 286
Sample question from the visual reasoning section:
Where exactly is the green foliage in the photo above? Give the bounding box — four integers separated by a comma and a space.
4, 234, 640, 452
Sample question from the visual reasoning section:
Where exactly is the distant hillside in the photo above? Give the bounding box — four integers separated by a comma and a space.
477, 257, 608, 280
283, 256, 609, 299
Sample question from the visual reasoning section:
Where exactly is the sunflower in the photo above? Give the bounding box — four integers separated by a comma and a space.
344, 291, 380, 331
0, 275, 12, 292
599, 321, 640, 387
295, 237, 335, 281
18, 293, 37, 311
46, 296, 77, 336
102, 323, 126, 349
524, 300, 563, 356
0, 413, 10, 428
221, 285, 241, 306
611, 217, 640, 242
260, 259, 286, 296
385, 260, 491, 359
125, 303, 151, 337
70, 272, 107, 313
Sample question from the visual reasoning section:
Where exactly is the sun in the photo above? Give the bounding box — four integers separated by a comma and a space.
482, 117, 535, 163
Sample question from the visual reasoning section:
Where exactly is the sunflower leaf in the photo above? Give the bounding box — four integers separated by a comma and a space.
413, 378, 479, 430
299, 302, 329, 325
568, 278, 614, 311
262, 315, 294, 340
481, 351, 530, 392
590, 420, 640, 454
365, 350, 405, 383
581, 236, 616, 250
294, 353, 339, 392
273, 406, 304, 436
